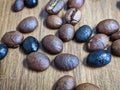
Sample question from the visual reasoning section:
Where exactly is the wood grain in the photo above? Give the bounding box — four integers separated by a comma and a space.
0, 0, 120, 90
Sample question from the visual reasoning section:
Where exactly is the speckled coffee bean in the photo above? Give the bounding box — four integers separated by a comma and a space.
42, 35, 63, 54
87, 34, 109, 51
46, 0, 64, 14
46, 15, 62, 29
55, 75, 76, 90
21, 36, 39, 54
54, 53, 79, 71
111, 39, 120, 56
58, 24, 75, 42
96, 19, 120, 35
17, 16, 38, 33
65, 8, 82, 25
110, 31, 120, 41
26, 52, 50, 71
2, 31, 24, 48
24, 0, 38, 8
0, 44, 8, 60
75, 83, 101, 90
12, 0, 24, 12
67, 0, 85, 9
87, 50, 111, 67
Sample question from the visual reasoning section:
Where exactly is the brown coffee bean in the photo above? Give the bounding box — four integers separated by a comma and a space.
26, 52, 50, 71
87, 34, 109, 51
110, 31, 120, 41
2, 31, 24, 48
55, 75, 76, 90
67, 0, 85, 9
54, 53, 79, 71
46, 0, 64, 14
17, 16, 38, 33
58, 24, 75, 42
96, 19, 120, 35
111, 39, 120, 56
65, 8, 82, 25
46, 15, 62, 29
75, 83, 101, 90
12, 0, 24, 12
42, 35, 63, 54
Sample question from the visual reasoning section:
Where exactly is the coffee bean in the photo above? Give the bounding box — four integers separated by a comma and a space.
111, 39, 120, 56
55, 75, 76, 90
46, 0, 64, 14
24, 0, 38, 8
58, 24, 75, 42
110, 31, 120, 41
54, 53, 79, 71
46, 15, 62, 29
65, 8, 82, 25
75, 83, 101, 90
0, 44, 8, 60
17, 16, 38, 33
67, 0, 85, 9
96, 19, 120, 35
26, 52, 50, 71
74, 25, 92, 42
87, 50, 111, 67
42, 35, 63, 54
87, 34, 109, 51
21, 36, 39, 54
2, 31, 24, 48
12, 0, 24, 12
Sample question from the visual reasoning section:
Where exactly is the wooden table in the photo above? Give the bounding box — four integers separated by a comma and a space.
0, 0, 120, 90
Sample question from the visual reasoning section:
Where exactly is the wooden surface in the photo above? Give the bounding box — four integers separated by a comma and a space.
0, 0, 120, 90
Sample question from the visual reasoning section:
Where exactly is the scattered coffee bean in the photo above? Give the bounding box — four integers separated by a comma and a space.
26, 52, 50, 71
54, 53, 79, 71
12, 0, 24, 12
0, 44, 8, 60
96, 19, 120, 35
111, 39, 120, 56
75, 83, 101, 90
58, 24, 75, 42
65, 8, 82, 25
24, 0, 38, 8
67, 0, 85, 9
2, 31, 24, 48
87, 34, 109, 51
74, 25, 92, 42
46, 15, 62, 29
42, 35, 63, 54
21, 36, 39, 54
55, 75, 76, 90
46, 0, 64, 14
110, 31, 120, 41
17, 16, 38, 33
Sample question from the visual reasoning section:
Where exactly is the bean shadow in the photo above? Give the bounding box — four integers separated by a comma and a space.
52, 79, 58, 90
116, 1, 120, 10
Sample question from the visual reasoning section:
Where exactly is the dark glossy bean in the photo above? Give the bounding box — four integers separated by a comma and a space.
24, 0, 38, 8
110, 31, 120, 41
0, 44, 8, 60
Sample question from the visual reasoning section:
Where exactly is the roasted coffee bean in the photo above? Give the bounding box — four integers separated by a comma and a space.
58, 24, 75, 42
17, 16, 38, 33
55, 75, 76, 90
42, 35, 63, 54
87, 50, 111, 67
12, 0, 24, 12
96, 19, 120, 35
46, 15, 62, 29
67, 0, 85, 9
21, 36, 39, 54
0, 44, 8, 60
75, 83, 101, 90
87, 34, 109, 51
65, 8, 82, 25
111, 39, 120, 56
24, 0, 38, 8
2, 31, 24, 48
75, 25, 92, 42
54, 53, 79, 71
46, 0, 64, 14
110, 31, 120, 41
